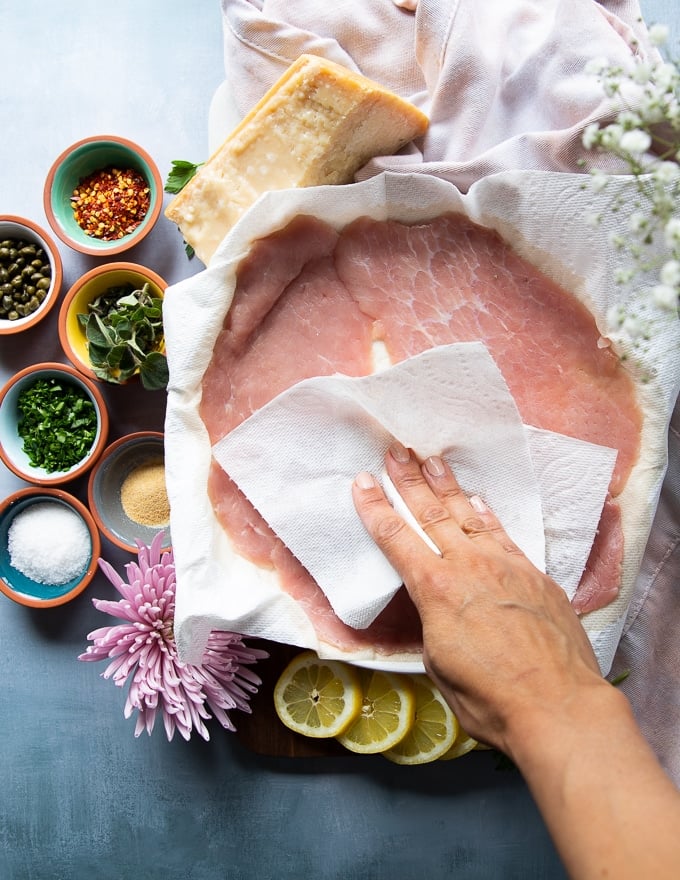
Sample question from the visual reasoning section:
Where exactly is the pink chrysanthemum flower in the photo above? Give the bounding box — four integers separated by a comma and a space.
78, 532, 268, 741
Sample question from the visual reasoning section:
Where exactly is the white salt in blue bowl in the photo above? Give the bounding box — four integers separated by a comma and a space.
0, 487, 100, 607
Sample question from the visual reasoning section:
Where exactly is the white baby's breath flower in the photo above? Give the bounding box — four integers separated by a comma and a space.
617, 110, 643, 129
664, 217, 680, 248
619, 129, 652, 154
622, 314, 646, 339
653, 161, 680, 185
652, 284, 679, 309
632, 61, 653, 84
583, 27, 680, 348
582, 122, 601, 150
661, 259, 680, 286
585, 56, 609, 76
629, 212, 650, 233
649, 23, 669, 47
608, 231, 626, 250
599, 123, 624, 150
614, 267, 637, 285
590, 169, 609, 192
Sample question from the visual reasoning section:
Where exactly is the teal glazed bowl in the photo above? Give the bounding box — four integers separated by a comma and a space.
0, 487, 100, 608
43, 135, 163, 256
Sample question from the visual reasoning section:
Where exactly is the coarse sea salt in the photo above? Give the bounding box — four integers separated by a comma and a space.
8, 501, 91, 585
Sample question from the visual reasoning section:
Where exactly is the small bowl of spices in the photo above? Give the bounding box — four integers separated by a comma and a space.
58, 262, 168, 390
87, 431, 171, 553
0, 215, 63, 335
0, 487, 100, 608
0, 362, 109, 486
43, 135, 163, 256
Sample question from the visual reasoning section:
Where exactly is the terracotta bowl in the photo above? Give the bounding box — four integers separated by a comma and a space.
0, 215, 63, 335
0, 362, 109, 486
43, 134, 163, 256
58, 262, 167, 384
0, 487, 100, 608
87, 431, 171, 553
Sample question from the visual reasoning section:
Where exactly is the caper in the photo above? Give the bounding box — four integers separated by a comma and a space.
36, 277, 51, 291
19, 245, 36, 257
7, 310, 19, 321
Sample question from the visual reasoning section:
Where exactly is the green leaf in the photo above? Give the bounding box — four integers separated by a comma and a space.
105, 344, 128, 368
140, 351, 169, 391
79, 281, 168, 389
164, 159, 203, 194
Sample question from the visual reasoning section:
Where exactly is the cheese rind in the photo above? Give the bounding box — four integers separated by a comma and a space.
165, 54, 429, 264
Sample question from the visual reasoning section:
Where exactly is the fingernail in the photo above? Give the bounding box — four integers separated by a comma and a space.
469, 495, 487, 513
355, 471, 376, 489
424, 456, 445, 477
389, 441, 410, 463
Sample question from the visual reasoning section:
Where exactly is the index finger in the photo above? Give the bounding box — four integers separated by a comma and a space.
351, 470, 451, 588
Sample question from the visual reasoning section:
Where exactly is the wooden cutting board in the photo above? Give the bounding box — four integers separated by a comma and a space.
234, 640, 348, 757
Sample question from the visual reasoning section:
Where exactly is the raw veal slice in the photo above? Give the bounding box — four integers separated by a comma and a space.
200, 212, 641, 653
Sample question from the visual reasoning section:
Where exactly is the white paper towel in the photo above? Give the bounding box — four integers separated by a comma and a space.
213, 343, 544, 627
213, 341, 618, 629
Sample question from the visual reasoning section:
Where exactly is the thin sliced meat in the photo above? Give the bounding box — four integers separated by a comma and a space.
571, 496, 624, 615
202, 224, 389, 653
201, 212, 642, 652
334, 214, 641, 497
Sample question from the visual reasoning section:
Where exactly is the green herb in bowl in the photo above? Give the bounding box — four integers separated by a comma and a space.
78, 282, 169, 390
17, 377, 98, 473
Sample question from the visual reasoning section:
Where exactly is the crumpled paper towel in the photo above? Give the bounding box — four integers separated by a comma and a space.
213, 341, 616, 629
164, 172, 680, 672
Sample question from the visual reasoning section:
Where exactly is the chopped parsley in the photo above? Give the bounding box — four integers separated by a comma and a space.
16, 377, 98, 473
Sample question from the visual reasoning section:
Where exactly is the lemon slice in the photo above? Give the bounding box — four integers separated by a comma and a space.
273, 651, 362, 738
383, 675, 458, 765
439, 726, 478, 760
336, 667, 416, 754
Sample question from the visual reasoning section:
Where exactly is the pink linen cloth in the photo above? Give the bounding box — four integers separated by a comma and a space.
219, 0, 680, 781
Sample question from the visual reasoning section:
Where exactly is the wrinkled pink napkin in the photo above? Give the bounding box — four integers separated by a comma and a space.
219, 0, 680, 781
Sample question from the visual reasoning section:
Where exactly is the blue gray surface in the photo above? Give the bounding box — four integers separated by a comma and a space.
0, 1, 674, 878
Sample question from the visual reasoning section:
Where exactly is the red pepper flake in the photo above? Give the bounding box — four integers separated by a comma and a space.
70, 166, 151, 241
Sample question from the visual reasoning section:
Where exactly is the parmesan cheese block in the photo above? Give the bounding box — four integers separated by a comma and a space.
165, 53, 429, 265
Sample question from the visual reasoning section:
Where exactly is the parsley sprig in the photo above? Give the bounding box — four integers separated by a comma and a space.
78, 282, 169, 390
164, 159, 203, 194
164, 160, 203, 259
17, 378, 98, 473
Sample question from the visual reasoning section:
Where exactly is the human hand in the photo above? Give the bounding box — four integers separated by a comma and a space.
352, 442, 605, 757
